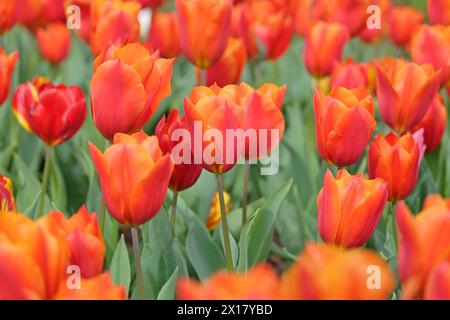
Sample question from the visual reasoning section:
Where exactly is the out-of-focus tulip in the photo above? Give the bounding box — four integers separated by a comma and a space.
410, 25, 450, 87
206, 191, 231, 230
12, 77, 86, 145
388, 6, 423, 47
89, 131, 174, 226
330, 59, 370, 90
91, 43, 173, 140
317, 170, 388, 248
65, 0, 91, 43
149, 11, 180, 59
36, 22, 71, 64
358, 0, 392, 43
424, 261, 450, 300
237, 0, 294, 60
396, 195, 450, 299
176, 0, 232, 69
205, 37, 247, 87
177, 264, 281, 299
368, 131, 425, 202
155, 109, 203, 192
42, 0, 66, 23
412, 94, 447, 153
0, 0, 17, 34
281, 243, 395, 299
314, 87, 375, 167
14, 0, 44, 29
293, 0, 312, 37
38, 206, 105, 278
0, 49, 18, 106
375, 58, 442, 133
136, 0, 164, 9
304, 22, 350, 78
90, 0, 141, 55
428, 0, 450, 25
0, 175, 15, 213
184, 84, 242, 174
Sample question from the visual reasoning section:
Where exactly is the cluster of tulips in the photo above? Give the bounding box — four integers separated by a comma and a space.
0, 0, 450, 300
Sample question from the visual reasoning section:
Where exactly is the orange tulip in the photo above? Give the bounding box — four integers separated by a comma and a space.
330, 59, 370, 90
176, 0, 232, 69
38, 206, 105, 278
368, 131, 425, 202
89, 131, 174, 226
358, 0, 392, 43
148, 11, 180, 59
12, 77, 86, 146
293, 0, 312, 37
410, 25, 450, 87
314, 87, 375, 167
375, 58, 442, 133
36, 22, 71, 64
0, 0, 17, 34
412, 94, 447, 153
0, 175, 15, 213
205, 37, 247, 87
206, 191, 231, 230
177, 264, 281, 299
281, 243, 395, 299
304, 21, 350, 78
428, 0, 450, 25
91, 42, 173, 140
0, 49, 18, 106
388, 6, 423, 47
317, 170, 388, 248
396, 195, 450, 299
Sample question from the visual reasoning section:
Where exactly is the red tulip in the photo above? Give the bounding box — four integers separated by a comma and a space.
42, 0, 66, 23
428, 0, 450, 25
330, 59, 370, 90
358, 0, 392, 43
424, 261, 450, 300
91, 43, 173, 140
137, 0, 165, 9
149, 11, 180, 59
0, 0, 17, 34
388, 6, 423, 47
0, 49, 18, 106
65, 0, 91, 43
0, 175, 16, 213
36, 22, 71, 64
12, 77, 87, 145
293, 0, 312, 37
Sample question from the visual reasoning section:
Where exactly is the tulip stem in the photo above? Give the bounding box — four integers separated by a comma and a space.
170, 191, 179, 236
390, 202, 398, 254
131, 227, 145, 300
216, 174, 233, 271
242, 160, 250, 225
36, 146, 52, 219
98, 139, 110, 232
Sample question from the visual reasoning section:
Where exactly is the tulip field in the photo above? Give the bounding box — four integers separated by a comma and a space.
1, 0, 450, 302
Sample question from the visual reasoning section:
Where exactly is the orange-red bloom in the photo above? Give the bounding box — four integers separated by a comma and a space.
412, 94, 447, 153
205, 37, 247, 87
89, 131, 174, 226
281, 243, 395, 299
0, 0, 17, 34
148, 11, 180, 59
304, 21, 350, 78
0, 49, 18, 106
0, 175, 15, 213
330, 59, 370, 90
428, 0, 450, 25
12, 77, 87, 145
317, 170, 388, 248
177, 264, 281, 299
36, 22, 71, 64
388, 6, 423, 47
314, 87, 375, 167
293, 0, 312, 37
358, 0, 392, 43
65, 0, 91, 43
91, 43, 173, 140
396, 195, 450, 299
176, 0, 232, 69
14, 0, 44, 29
155, 109, 203, 192
368, 131, 425, 202
375, 58, 442, 133
136, 0, 164, 8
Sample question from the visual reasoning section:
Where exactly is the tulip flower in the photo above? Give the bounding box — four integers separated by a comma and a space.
317, 169, 388, 248
14, 0, 44, 29
375, 58, 442, 133
424, 261, 450, 300
368, 131, 425, 202
206, 191, 231, 230
330, 59, 370, 91
205, 37, 247, 87
42, 0, 66, 23
38, 206, 105, 278
293, 0, 312, 37
314, 87, 376, 167
358, 0, 392, 43
149, 11, 180, 59
428, 0, 450, 25
0, 0, 17, 34
281, 243, 395, 299
396, 195, 450, 299
0, 49, 18, 106
36, 22, 71, 64
176, 0, 232, 69
91, 43, 173, 140
137, 0, 164, 8
0, 175, 16, 213
304, 21, 350, 78
412, 94, 447, 153
65, 0, 91, 43
177, 264, 281, 299
388, 6, 423, 47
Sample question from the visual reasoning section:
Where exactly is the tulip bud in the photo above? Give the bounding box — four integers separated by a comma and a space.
388, 6, 423, 47
206, 191, 231, 230
36, 22, 71, 64
314, 87, 376, 167
368, 131, 425, 202
0, 49, 18, 106
317, 170, 388, 248
0, 175, 15, 213
428, 0, 450, 25
149, 11, 180, 59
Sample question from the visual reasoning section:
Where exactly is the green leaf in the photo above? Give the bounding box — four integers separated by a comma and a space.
157, 267, 179, 300
110, 235, 131, 293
